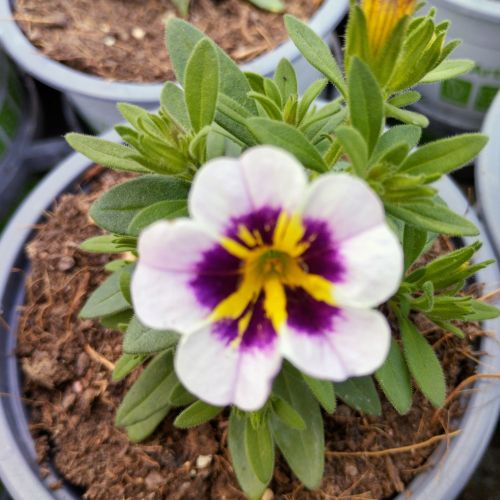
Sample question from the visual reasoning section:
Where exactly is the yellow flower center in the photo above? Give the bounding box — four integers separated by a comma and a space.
210, 212, 335, 346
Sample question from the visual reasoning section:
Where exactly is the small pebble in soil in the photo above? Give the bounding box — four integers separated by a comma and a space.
144, 471, 164, 491
131, 27, 145, 40
345, 463, 359, 477
72, 380, 83, 394
262, 489, 274, 500
103, 35, 116, 47
196, 454, 213, 469
57, 256, 75, 272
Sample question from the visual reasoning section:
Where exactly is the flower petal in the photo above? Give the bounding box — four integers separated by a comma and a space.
302, 173, 386, 242
131, 219, 216, 332
281, 307, 391, 381
175, 326, 282, 411
189, 146, 307, 235
335, 224, 403, 308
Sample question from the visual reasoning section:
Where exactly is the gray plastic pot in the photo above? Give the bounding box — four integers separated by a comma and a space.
0, 0, 348, 133
0, 129, 499, 500
415, 0, 500, 134
0, 50, 38, 220
476, 91, 500, 260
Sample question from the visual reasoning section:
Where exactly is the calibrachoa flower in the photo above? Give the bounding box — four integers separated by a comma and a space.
131, 146, 403, 411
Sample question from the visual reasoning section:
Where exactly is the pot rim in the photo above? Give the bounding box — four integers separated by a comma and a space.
476, 92, 500, 260
436, 0, 500, 22
0, 130, 498, 500
0, 0, 348, 103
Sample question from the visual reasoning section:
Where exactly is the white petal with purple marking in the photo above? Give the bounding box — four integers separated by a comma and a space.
281, 307, 391, 381
175, 327, 282, 411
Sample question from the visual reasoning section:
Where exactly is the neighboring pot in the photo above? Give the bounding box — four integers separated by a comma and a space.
0, 50, 38, 221
0, 0, 348, 133
476, 91, 500, 259
415, 0, 500, 134
0, 130, 499, 499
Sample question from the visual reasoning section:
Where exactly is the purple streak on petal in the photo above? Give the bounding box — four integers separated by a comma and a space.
227, 206, 281, 246
191, 245, 242, 309
286, 287, 340, 336
213, 294, 277, 351
301, 218, 345, 283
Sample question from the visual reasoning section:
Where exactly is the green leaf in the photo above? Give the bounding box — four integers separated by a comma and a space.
275, 58, 298, 101
117, 102, 151, 128
385, 103, 429, 128
119, 266, 132, 304
463, 300, 500, 321
216, 93, 257, 147
388, 91, 421, 108
375, 339, 413, 415
285, 15, 346, 95
174, 400, 223, 428
116, 350, 177, 427
403, 224, 428, 271
112, 353, 148, 382
80, 270, 130, 319
244, 417, 275, 484
171, 0, 190, 16
421, 59, 475, 83
184, 39, 219, 132
248, 91, 282, 120
348, 57, 384, 153
126, 405, 170, 442
386, 201, 479, 236
272, 397, 306, 430
400, 134, 488, 176
65, 134, 148, 173
127, 200, 188, 237
247, 0, 284, 12
400, 315, 446, 407
270, 366, 324, 489
247, 117, 328, 172
302, 374, 336, 414
169, 383, 197, 407
166, 18, 256, 113
371, 125, 422, 165
124, 316, 179, 354
335, 125, 369, 177
100, 309, 133, 332
335, 376, 382, 416
160, 82, 190, 130
80, 234, 136, 254
297, 79, 328, 124
90, 175, 190, 235
228, 410, 267, 500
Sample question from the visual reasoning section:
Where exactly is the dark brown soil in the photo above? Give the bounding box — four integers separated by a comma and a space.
14, 0, 323, 83
16, 169, 485, 499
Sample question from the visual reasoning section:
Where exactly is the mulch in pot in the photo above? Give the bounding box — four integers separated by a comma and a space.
16, 169, 485, 499
14, 0, 323, 83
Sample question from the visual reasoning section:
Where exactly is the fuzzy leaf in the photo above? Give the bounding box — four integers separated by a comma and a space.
80, 234, 136, 254
371, 125, 422, 165
302, 374, 336, 414
272, 397, 306, 430
160, 82, 191, 130
274, 58, 298, 101
126, 405, 170, 442
421, 59, 475, 83
112, 353, 148, 382
127, 200, 188, 236
65, 134, 148, 173
247, 0, 284, 12
174, 401, 223, 428
90, 175, 190, 235
247, 117, 328, 172
400, 316, 446, 407
80, 270, 130, 319
184, 39, 219, 132
245, 417, 275, 484
124, 316, 179, 354
270, 366, 324, 489
403, 224, 428, 271
348, 57, 384, 153
228, 410, 268, 500
385, 103, 429, 128
285, 15, 346, 95
375, 339, 413, 415
336, 125, 369, 177
335, 376, 382, 416
116, 350, 177, 426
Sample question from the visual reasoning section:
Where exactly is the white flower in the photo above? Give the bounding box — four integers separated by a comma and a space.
131, 146, 403, 411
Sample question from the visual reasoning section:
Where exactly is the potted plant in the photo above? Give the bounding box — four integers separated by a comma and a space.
0, 50, 39, 221
415, 0, 500, 134
1, 1, 499, 498
476, 91, 500, 259
0, 0, 348, 132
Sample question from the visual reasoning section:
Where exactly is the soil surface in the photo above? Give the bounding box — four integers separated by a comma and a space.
14, 0, 323, 83
16, 169, 485, 499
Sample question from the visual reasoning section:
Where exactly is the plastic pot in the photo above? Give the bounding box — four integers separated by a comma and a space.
0, 50, 38, 220
415, 0, 500, 134
0, 130, 499, 499
476, 91, 500, 260
0, 0, 348, 133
